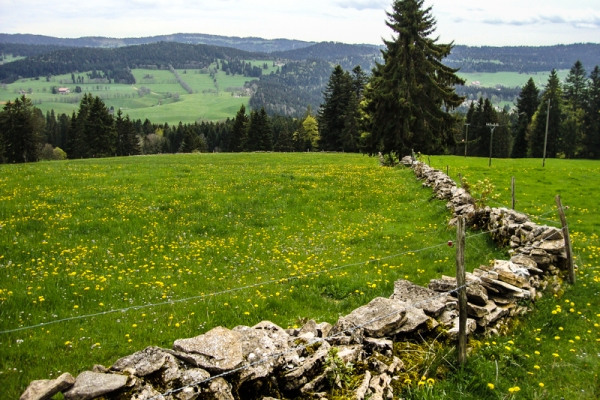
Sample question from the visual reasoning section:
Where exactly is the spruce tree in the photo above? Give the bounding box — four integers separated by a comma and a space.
511, 78, 539, 158
564, 60, 588, 111
229, 105, 248, 152
583, 66, 600, 158
528, 70, 563, 158
318, 65, 353, 151
0, 95, 45, 163
361, 0, 464, 157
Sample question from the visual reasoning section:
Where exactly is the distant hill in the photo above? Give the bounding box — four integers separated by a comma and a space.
0, 42, 264, 83
0, 33, 314, 53
447, 43, 600, 73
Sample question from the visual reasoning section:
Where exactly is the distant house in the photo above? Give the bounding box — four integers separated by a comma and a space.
58, 87, 70, 95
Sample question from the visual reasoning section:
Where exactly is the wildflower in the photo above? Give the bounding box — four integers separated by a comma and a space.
487, 383, 495, 390
427, 378, 435, 385
539, 382, 545, 388
534, 365, 540, 370
508, 386, 521, 393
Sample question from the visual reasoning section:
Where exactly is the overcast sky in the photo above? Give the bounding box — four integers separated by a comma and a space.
1, 0, 599, 47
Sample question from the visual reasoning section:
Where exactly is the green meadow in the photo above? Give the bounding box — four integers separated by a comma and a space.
457, 70, 570, 88
0, 154, 598, 399
0, 153, 501, 398
0, 60, 277, 125
403, 156, 600, 399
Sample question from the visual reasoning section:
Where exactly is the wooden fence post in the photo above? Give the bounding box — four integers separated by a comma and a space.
456, 216, 467, 365
511, 177, 516, 210
555, 195, 575, 284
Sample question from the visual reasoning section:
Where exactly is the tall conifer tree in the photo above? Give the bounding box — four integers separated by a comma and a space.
528, 70, 563, 158
361, 0, 464, 158
511, 78, 539, 158
583, 66, 600, 158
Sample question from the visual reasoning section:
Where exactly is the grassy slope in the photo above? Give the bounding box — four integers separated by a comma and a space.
0, 61, 276, 125
0, 153, 502, 398
457, 70, 570, 88
403, 156, 600, 400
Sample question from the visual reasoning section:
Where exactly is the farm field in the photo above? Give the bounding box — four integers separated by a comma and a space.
0, 153, 503, 398
410, 156, 600, 399
457, 70, 570, 88
0, 60, 277, 125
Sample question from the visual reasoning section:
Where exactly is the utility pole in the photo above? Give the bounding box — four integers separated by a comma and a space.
543, 99, 551, 167
486, 123, 499, 167
464, 123, 470, 158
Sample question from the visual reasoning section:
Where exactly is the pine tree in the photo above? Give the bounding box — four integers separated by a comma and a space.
0, 95, 45, 163
245, 108, 272, 151
511, 78, 539, 158
115, 110, 140, 156
564, 60, 588, 111
528, 70, 563, 158
361, 0, 464, 157
318, 65, 353, 151
583, 66, 600, 158
229, 104, 248, 152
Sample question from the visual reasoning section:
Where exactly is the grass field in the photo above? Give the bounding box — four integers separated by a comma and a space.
0, 153, 502, 398
0, 60, 276, 125
404, 156, 600, 399
1, 154, 598, 399
457, 70, 570, 88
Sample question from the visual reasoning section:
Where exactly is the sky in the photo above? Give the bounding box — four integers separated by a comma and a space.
1, 0, 599, 47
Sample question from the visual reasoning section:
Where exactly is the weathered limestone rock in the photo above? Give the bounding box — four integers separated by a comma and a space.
111, 346, 180, 381
389, 279, 449, 317
20, 372, 75, 400
172, 326, 243, 373
363, 337, 393, 357
446, 318, 477, 340
281, 341, 331, 391
63, 371, 128, 400
330, 298, 408, 338
208, 377, 235, 400
316, 322, 333, 338
232, 322, 290, 383
299, 319, 318, 337
355, 371, 372, 400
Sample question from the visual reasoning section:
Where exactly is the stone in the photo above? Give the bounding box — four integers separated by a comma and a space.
387, 356, 404, 374
315, 322, 333, 338
467, 302, 490, 318
436, 309, 458, 327
540, 227, 563, 241
330, 297, 408, 338
389, 279, 449, 317
298, 319, 318, 337
530, 249, 552, 266
446, 318, 477, 340
20, 372, 75, 400
179, 368, 211, 386
111, 346, 178, 378
281, 341, 331, 391
208, 377, 235, 400
232, 322, 290, 383
363, 337, 393, 356
539, 239, 566, 253
173, 326, 243, 373
510, 255, 542, 274
63, 371, 128, 400
355, 371, 371, 400
336, 344, 363, 363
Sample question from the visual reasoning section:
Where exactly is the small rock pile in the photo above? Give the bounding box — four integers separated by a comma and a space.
21, 159, 570, 400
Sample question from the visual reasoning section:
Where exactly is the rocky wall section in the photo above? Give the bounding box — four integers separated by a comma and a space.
20, 159, 571, 400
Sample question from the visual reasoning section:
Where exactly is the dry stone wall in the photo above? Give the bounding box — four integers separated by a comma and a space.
20, 159, 571, 400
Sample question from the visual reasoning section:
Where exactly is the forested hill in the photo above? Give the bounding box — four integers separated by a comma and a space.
272, 42, 381, 61
447, 43, 600, 73
0, 33, 314, 53
0, 42, 265, 83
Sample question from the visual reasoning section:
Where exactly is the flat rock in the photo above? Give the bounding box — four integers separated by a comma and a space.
315, 322, 333, 338
232, 322, 290, 383
390, 279, 448, 317
208, 377, 235, 400
111, 346, 177, 378
330, 297, 408, 338
63, 371, 128, 400
363, 337, 393, 356
539, 239, 566, 253
20, 372, 75, 400
446, 318, 477, 340
173, 326, 243, 373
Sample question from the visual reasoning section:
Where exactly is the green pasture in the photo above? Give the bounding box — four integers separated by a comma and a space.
0, 54, 26, 64
0, 153, 503, 398
0, 62, 267, 124
457, 70, 570, 89
401, 155, 600, 400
